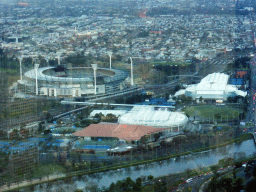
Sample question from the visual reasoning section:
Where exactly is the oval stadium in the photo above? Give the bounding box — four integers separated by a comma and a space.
18, 65, 129, 97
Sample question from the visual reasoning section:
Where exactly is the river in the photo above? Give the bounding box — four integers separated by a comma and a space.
30, 139, 256, 191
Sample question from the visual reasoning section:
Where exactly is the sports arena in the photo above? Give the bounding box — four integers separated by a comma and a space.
118, 105, 188, 131
18, 65, 129, 97
174, 73, 247, 102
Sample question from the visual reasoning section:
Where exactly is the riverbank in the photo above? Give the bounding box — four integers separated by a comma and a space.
1, 133, 254, 192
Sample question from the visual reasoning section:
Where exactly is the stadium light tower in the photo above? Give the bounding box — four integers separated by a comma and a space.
108, 52, 112, 69
57, 53, 61, 65
58, 55, 61, 65
130, 57, 134, 86
45, 57, 49, 67
35, 64, 40, 95
91, 64, 97, 95
19, 55, 23, 81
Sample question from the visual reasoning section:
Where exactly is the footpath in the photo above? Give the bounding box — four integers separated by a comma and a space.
0, 173, 66, 192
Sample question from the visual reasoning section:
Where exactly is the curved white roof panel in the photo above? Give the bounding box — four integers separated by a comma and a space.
196, 73, 229, 91
118, 105, 188, 128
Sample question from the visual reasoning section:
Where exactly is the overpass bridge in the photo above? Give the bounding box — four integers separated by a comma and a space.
61, 100, 175, 109
54, 101, 175, 121
52, 106, 88, 120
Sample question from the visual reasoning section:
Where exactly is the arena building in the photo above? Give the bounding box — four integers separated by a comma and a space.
118, 105, 188, 132
174, 73, 247, 102
18, 65, 129, 97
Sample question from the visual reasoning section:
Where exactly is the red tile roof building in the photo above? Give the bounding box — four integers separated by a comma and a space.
73, 124, 167, 141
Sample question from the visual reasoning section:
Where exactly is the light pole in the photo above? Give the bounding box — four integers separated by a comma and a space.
130, 57, 134, 86
35, 64, 40, 95
57, 54, 61, 65
45, 58, 49, 67
91, 64, 97, 95
19, 56, 23, 81
108, 52, 112, 69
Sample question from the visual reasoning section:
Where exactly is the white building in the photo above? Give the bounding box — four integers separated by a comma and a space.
118, 105, 188, 132
174, 73, 247, 102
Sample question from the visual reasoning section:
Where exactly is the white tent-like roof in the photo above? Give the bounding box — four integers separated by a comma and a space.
174, 73, 247, 100
118, 105, 188, 128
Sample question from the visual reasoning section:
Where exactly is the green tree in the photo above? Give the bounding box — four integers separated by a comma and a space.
148, 175, 154, 180
154, 179, 167, 192
46, 112, 52, 122
185, 168, 192, 177
174, 84, 181, 92
94, 113, 102, 121
207, 178, 218, 192
38, 122, 44, 133
227, 96, 235, 103
210, 164, 220, 174
84, 181, 99, 192
108, 182, 116, 192
153, 133, 161, 141
133, 178, 142, 192
233, 178, 244, 192
124, 177, 134, 191
219, 178, 233, 192
214, 114, 221, 121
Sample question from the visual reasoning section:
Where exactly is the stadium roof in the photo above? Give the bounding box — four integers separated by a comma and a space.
24, 66, 128, 83
174, 73, 247, 99
72, 124, 167, 141
118, 105, 188, 128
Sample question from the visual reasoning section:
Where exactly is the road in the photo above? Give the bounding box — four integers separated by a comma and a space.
246, 12, 256, 125
168, 167, 234, 192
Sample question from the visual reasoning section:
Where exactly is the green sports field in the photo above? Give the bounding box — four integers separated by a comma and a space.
183, 105, 242, 120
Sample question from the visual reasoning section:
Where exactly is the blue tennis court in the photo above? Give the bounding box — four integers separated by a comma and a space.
0, 141, 10, 146
18, 142, 38, 146
51, 143, 62, 147
8, 146, 30, 151
28, 138, 47, 142
82, 145, 110, 150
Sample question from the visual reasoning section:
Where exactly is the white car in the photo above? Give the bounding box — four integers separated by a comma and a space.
186, 178, 193, 183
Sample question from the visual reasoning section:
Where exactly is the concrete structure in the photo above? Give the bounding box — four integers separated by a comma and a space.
174, 73, 247, 102
19, 65, 128, 98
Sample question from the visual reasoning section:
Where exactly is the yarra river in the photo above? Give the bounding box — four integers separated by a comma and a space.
29, 139, 256, 191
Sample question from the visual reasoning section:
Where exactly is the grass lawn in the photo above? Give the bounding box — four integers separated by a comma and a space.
183, 105, 242, 120
33, 164, 66, 178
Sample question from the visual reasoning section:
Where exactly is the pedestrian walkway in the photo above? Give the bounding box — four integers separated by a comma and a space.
0, 173, 66, 192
